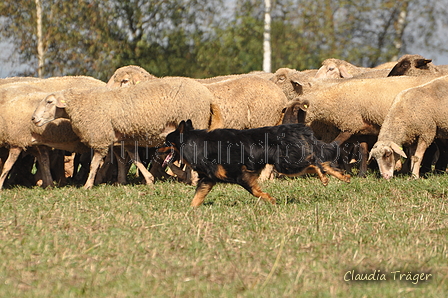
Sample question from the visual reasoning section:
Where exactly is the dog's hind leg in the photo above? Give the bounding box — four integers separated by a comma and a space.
240, 166, 276, 204
191, 178, 216, 207
281, 165, 330, 186
321, 162, 351, 183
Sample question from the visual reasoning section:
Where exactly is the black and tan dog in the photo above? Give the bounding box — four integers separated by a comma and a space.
159, 120, 350, 207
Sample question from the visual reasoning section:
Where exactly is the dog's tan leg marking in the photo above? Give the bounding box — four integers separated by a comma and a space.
321, 162, 351, 183
281, 165, 329, 186
241, 166, 276, 204
215, 165, 227, 180
191, 179, 216, 207
306, 165, 330, 186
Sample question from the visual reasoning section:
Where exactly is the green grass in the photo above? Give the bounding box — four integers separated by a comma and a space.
0, 174, 447, 297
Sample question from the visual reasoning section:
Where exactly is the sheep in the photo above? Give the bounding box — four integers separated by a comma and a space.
281, 75, 440, 176
0, 91, 89, 189
315, 58, 395, 79
31, 77, 220, 189
315, 58, 372, 79
0, 77, 40, 86
106, 65, 290, 181
107, 65, 310, 102
0, 76, 106, 189
105, 66, 224, 185
387, 54, 443, 77
0, 76, 106, 104
106, 65, 157, 88
268, 67, 317, 100
200, 76, 288, 129
368, 75, 448, 179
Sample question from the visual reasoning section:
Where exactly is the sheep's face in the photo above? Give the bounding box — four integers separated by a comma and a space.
315, 62, 339, 79
369, 141, 407, 179
270, 68, 303, 100
106, 66, 155, 89
31, 94, 63, 127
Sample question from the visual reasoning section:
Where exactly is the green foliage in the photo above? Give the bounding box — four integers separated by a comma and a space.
0, 175, 447, 297
1, 0, 448, 79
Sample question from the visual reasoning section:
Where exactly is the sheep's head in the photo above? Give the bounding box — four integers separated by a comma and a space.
270, 68, 304, 100
368, 141, 407, 179
282, 100, 309, 124
315, 59, 353, 79
31, 92, 67, 127
387, 54, 439, 77
106, 65, 156, 88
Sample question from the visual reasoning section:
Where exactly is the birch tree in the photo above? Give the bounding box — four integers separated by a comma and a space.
263, 0, 271, 73
34, 0, 44, 78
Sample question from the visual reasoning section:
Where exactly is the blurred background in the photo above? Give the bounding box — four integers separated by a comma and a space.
1, 0, 447, 80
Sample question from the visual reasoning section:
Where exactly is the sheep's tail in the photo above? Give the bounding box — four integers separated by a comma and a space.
209, 103, 224, 130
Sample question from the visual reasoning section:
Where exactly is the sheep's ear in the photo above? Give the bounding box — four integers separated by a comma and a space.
390, 142, 407, 158
388, 61, 409, 77
338, 65, 353, 78
291, 80, 303, 95
52, 94, 67, 108
416, 59, 432, 69
300, 100, 310, 111
367, 150, 373, 163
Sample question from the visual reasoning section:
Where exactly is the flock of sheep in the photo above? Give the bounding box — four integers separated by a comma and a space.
1, 53, 448, 191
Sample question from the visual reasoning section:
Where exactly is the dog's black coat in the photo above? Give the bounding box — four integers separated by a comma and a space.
161, 120, 349, 206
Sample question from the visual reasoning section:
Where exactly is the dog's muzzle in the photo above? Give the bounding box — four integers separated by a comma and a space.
158, 144, 176, 167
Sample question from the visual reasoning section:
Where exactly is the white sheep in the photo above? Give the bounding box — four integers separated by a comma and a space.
106, 65, 290, 181
315, 58, 396, 79
31, 77, 219, 189
369, 75, 448, 179
282, 75, 441, 176
106, 65, 157, 88
0, 92, 90, 189
0, 76, 106, 189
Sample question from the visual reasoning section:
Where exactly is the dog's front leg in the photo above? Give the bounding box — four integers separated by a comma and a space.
191, 178, 216, 207
321, 162, 351, 183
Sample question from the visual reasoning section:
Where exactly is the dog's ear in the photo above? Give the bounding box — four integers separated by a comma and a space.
185, 119, 194, 131
177, 120, 186, 133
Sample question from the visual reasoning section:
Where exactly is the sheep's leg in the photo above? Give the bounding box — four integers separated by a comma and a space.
0, 147, 22, 190
113, 146, 130, 184
357, 142, 369, 177
333, 131, 353, 146
95, 150, 113, 184
35, 146, 54, 188
125, 147, 154, 185
84, 149, 108, 189
410, 139, 429, 179
435, 139, 448, 173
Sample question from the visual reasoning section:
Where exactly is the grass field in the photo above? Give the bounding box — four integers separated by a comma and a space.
0, 173, 447, 297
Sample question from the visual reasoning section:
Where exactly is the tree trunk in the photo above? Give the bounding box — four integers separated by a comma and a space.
391, 0, 409, 61
35, 0, 44, 78
263, 0, 271, 73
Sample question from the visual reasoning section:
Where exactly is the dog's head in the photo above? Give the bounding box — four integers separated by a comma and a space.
158, 119, 194, 167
